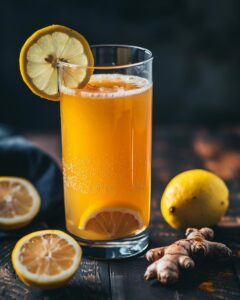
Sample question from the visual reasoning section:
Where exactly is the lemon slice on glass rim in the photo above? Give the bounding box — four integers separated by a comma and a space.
19, 25, 94, 101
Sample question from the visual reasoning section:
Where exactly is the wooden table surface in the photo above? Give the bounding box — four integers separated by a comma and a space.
1, 126, 240, 300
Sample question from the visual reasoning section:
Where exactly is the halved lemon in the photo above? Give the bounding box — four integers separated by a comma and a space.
0, 177, 41, 230
79, 207, 144, 240
19, 25, 94, 101
12, 230, 82, 289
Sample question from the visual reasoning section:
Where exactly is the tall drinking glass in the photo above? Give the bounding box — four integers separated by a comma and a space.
58, 45, 153, 259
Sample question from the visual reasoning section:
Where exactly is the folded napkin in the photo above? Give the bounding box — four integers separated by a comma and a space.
0, 125, 64, 237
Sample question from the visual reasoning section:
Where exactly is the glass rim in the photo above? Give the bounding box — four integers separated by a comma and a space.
57, 44, 153, 70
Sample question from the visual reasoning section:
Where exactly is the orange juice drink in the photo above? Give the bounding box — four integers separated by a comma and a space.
60, 74, 152, 241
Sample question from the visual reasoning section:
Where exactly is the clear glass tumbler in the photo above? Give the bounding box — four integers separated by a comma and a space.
58, 45, 153, 259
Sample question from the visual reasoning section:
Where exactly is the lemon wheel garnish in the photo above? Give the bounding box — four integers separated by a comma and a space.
0, 177, 41, 230
12, 230, 82, 289
19, 25, 94, 101
80, 207, 144, 240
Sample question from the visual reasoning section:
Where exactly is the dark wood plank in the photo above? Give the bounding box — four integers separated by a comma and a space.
109, 257, 174, 300
109, 257, 240, 300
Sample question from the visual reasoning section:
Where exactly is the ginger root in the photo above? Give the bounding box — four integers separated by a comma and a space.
144, 227, 232, 285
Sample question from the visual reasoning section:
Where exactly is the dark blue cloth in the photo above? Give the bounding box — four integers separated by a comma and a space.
0, 125, 64, 237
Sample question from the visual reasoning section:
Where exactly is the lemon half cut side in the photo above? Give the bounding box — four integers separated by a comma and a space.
12, 230, 82, 289
0, 176, 41, 230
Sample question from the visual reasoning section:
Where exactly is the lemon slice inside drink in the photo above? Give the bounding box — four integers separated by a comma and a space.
12, 230, 82, 289
79, 207, 144, 240
19, 25, 94, 101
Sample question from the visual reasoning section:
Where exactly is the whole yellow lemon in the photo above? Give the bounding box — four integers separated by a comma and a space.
161, 169, 229, 229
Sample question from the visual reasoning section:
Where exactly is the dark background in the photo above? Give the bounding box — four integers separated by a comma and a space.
1, 0, 240, 131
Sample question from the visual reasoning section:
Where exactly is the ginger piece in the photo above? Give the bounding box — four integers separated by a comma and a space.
144, 227, 232, 285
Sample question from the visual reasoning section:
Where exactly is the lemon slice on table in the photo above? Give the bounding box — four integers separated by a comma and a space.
19, 25, 94, 101
0, 177, 40, 230
79, 207, 144, 240
12, 230, 82, 289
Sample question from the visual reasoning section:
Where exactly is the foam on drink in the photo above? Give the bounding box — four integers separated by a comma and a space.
61, 74, 152, 98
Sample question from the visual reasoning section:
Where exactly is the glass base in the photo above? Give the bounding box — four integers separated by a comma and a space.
71, 229, 149, 260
